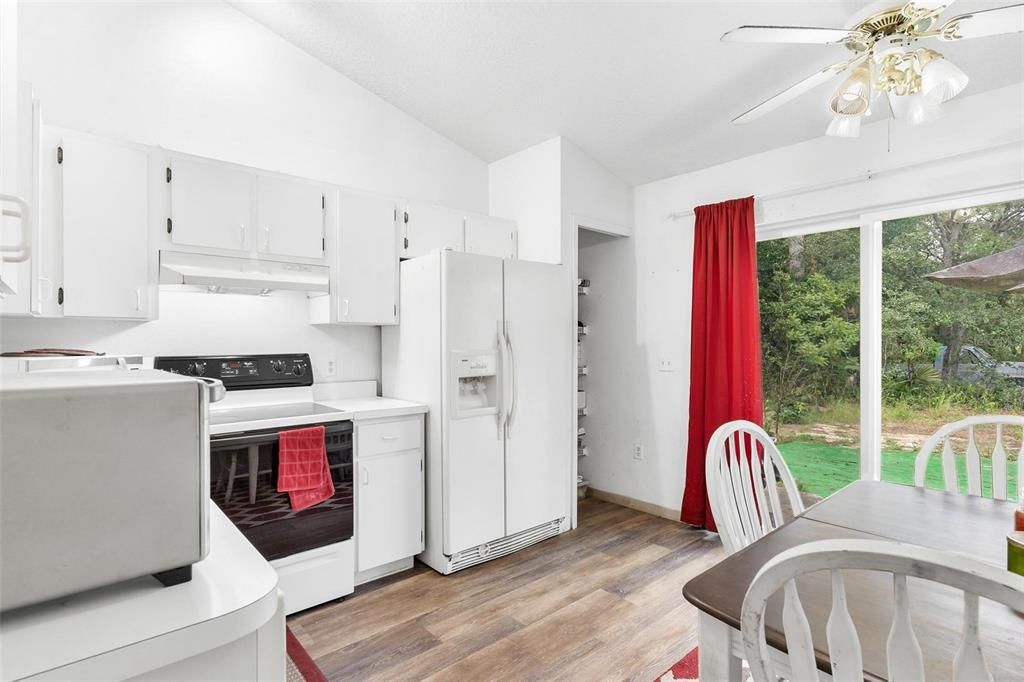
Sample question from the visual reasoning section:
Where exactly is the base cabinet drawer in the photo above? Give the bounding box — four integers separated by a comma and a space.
357, 417, 422, 457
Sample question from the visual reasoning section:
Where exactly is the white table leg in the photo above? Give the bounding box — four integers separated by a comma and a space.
699, 611, 743, 682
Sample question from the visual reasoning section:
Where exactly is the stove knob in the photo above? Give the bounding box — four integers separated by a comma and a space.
270, 360, 285, 373
293, 363, 307, 377
186, 361, 206, 376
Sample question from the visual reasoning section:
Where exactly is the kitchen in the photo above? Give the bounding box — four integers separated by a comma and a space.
4, 2, 1023, 681
0, 2, 615, 680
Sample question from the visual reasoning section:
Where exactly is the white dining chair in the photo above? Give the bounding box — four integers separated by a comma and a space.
706, 419, 804, 554
914, 415, 1024, 501
741, 538, 1024, 682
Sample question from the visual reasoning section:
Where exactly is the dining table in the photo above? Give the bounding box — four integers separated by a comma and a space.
682, 479, 1024, 681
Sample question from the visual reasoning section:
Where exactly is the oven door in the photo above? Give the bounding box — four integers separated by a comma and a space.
210, 421, 353, 561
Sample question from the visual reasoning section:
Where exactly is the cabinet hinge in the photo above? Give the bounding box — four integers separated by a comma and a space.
322, 194, 325, 210
57, 146, 63, 164
394, 304, 398, 318
166, 218, 173, 234
57, 287, 64, 305
322, 237, 326, 252
403, 237, 409, 250
166, 167, 172, 183
393, 208, 397, 221
403, 211, 409, 224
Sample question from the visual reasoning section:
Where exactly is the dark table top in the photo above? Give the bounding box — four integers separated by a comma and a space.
683, 480, 1024, 681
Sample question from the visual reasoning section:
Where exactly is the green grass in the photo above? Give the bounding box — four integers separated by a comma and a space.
777, 441, 1019, 501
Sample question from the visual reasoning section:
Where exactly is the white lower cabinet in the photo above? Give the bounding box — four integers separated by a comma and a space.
355, 416, 424, 574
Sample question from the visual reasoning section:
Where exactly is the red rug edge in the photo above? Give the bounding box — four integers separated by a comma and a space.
656, 646, 698, 681
286, 626, 328, 682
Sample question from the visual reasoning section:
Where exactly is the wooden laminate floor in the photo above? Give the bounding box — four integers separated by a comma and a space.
287, 497, 726, 681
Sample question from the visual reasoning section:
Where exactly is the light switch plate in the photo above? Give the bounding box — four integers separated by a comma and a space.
658, 358, 676, 372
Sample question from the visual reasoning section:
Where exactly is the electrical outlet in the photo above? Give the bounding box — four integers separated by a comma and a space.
658, 358, 675, 372
633, 443, 644, 460
324, 354, 337, 377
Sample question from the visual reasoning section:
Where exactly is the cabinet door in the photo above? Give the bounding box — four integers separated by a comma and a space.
402, 203, 464, 258
169, 157, 251, 251
60, 135, 149, 319
0, 0, 18, 295
337, 192, 398, 325
357, 449, 423, 571
465, 215, 517, 259
255, 175, 325, 260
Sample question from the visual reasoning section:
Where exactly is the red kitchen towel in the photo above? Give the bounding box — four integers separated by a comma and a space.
277, 426, 334, 511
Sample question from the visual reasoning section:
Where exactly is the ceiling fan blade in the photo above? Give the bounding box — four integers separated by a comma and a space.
732, 56, 864, 124
936, 3, 1024, 40
722, 25, 871, 45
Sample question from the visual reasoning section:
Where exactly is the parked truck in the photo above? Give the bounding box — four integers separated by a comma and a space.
934, 345, 1024, 386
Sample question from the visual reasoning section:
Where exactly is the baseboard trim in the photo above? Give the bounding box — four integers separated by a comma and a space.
588, 487, 681, 522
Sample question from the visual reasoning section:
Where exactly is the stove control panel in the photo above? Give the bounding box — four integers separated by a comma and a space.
153, 354, 314, 390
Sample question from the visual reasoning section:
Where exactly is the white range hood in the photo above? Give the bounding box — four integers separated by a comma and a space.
159, 251, 329, 295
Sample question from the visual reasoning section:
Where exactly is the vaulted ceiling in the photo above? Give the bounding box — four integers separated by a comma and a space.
232, 1, 1024, 185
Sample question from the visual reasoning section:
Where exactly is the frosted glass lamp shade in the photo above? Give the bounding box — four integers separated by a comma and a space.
887, 91, 943, 126
921, 57, 969, 103
826, 114, 862, 138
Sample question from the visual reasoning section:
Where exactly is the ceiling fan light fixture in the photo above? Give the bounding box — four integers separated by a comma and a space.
825, 113, 862, 138
828, 66, 872, 116
920, 53, 969, 103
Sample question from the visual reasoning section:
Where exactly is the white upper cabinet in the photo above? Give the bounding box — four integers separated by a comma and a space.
401, 203, 464, 258
59, 134, 150, 319
255, 175, 325, 260
168, 157, 252, 252
336, 191, 398, 325
0, 0, 21, 296
465, 214, 518, 259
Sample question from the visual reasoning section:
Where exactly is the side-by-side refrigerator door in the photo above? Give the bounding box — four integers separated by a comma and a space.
442, 251, 506, 556
503, 259, 572, 536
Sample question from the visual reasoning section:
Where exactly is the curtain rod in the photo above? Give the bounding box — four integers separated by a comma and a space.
665, 139, 1022, 222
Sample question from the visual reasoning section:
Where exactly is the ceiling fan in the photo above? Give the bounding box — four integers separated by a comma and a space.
723, 1, 1024, 137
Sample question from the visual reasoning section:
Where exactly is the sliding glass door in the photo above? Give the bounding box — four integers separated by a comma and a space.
878, 199, 1024, 498
757, 228, 860, 501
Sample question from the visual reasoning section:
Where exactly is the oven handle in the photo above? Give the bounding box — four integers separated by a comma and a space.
211, 421, 351, 449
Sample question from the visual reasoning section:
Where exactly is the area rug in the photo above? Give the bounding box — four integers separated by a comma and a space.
286, 627, 327, 682
656, 646, 698, 682
656, 647, 751, 682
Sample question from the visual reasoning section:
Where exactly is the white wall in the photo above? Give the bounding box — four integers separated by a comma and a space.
488, 138, 563, 265
584, 83, 1024, 513
0, 291, 378, 381
4, 1, 489, 382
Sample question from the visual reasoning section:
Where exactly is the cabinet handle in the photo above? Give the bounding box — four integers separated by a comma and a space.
264, 226, 271, 252
342, 298, 350, 318
361, 466, 369, 486
381, 435, 399, 441
239, 224, 246, 248
134, 289, 142, 312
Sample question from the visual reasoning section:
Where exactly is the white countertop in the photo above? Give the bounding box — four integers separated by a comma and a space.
316, 395, 428, 421
0, 505, 280, 681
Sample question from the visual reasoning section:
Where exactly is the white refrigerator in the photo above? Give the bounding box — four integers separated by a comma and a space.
383, 250, 572, 574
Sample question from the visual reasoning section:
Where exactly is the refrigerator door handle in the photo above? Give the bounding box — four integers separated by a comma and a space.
497, 320, 507, 440
505, 320, 518, 436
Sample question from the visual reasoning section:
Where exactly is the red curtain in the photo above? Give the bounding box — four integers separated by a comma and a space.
680, 196, 763, 531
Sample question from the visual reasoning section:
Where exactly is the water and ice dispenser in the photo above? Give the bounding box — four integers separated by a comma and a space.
450, 351, 499, 416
